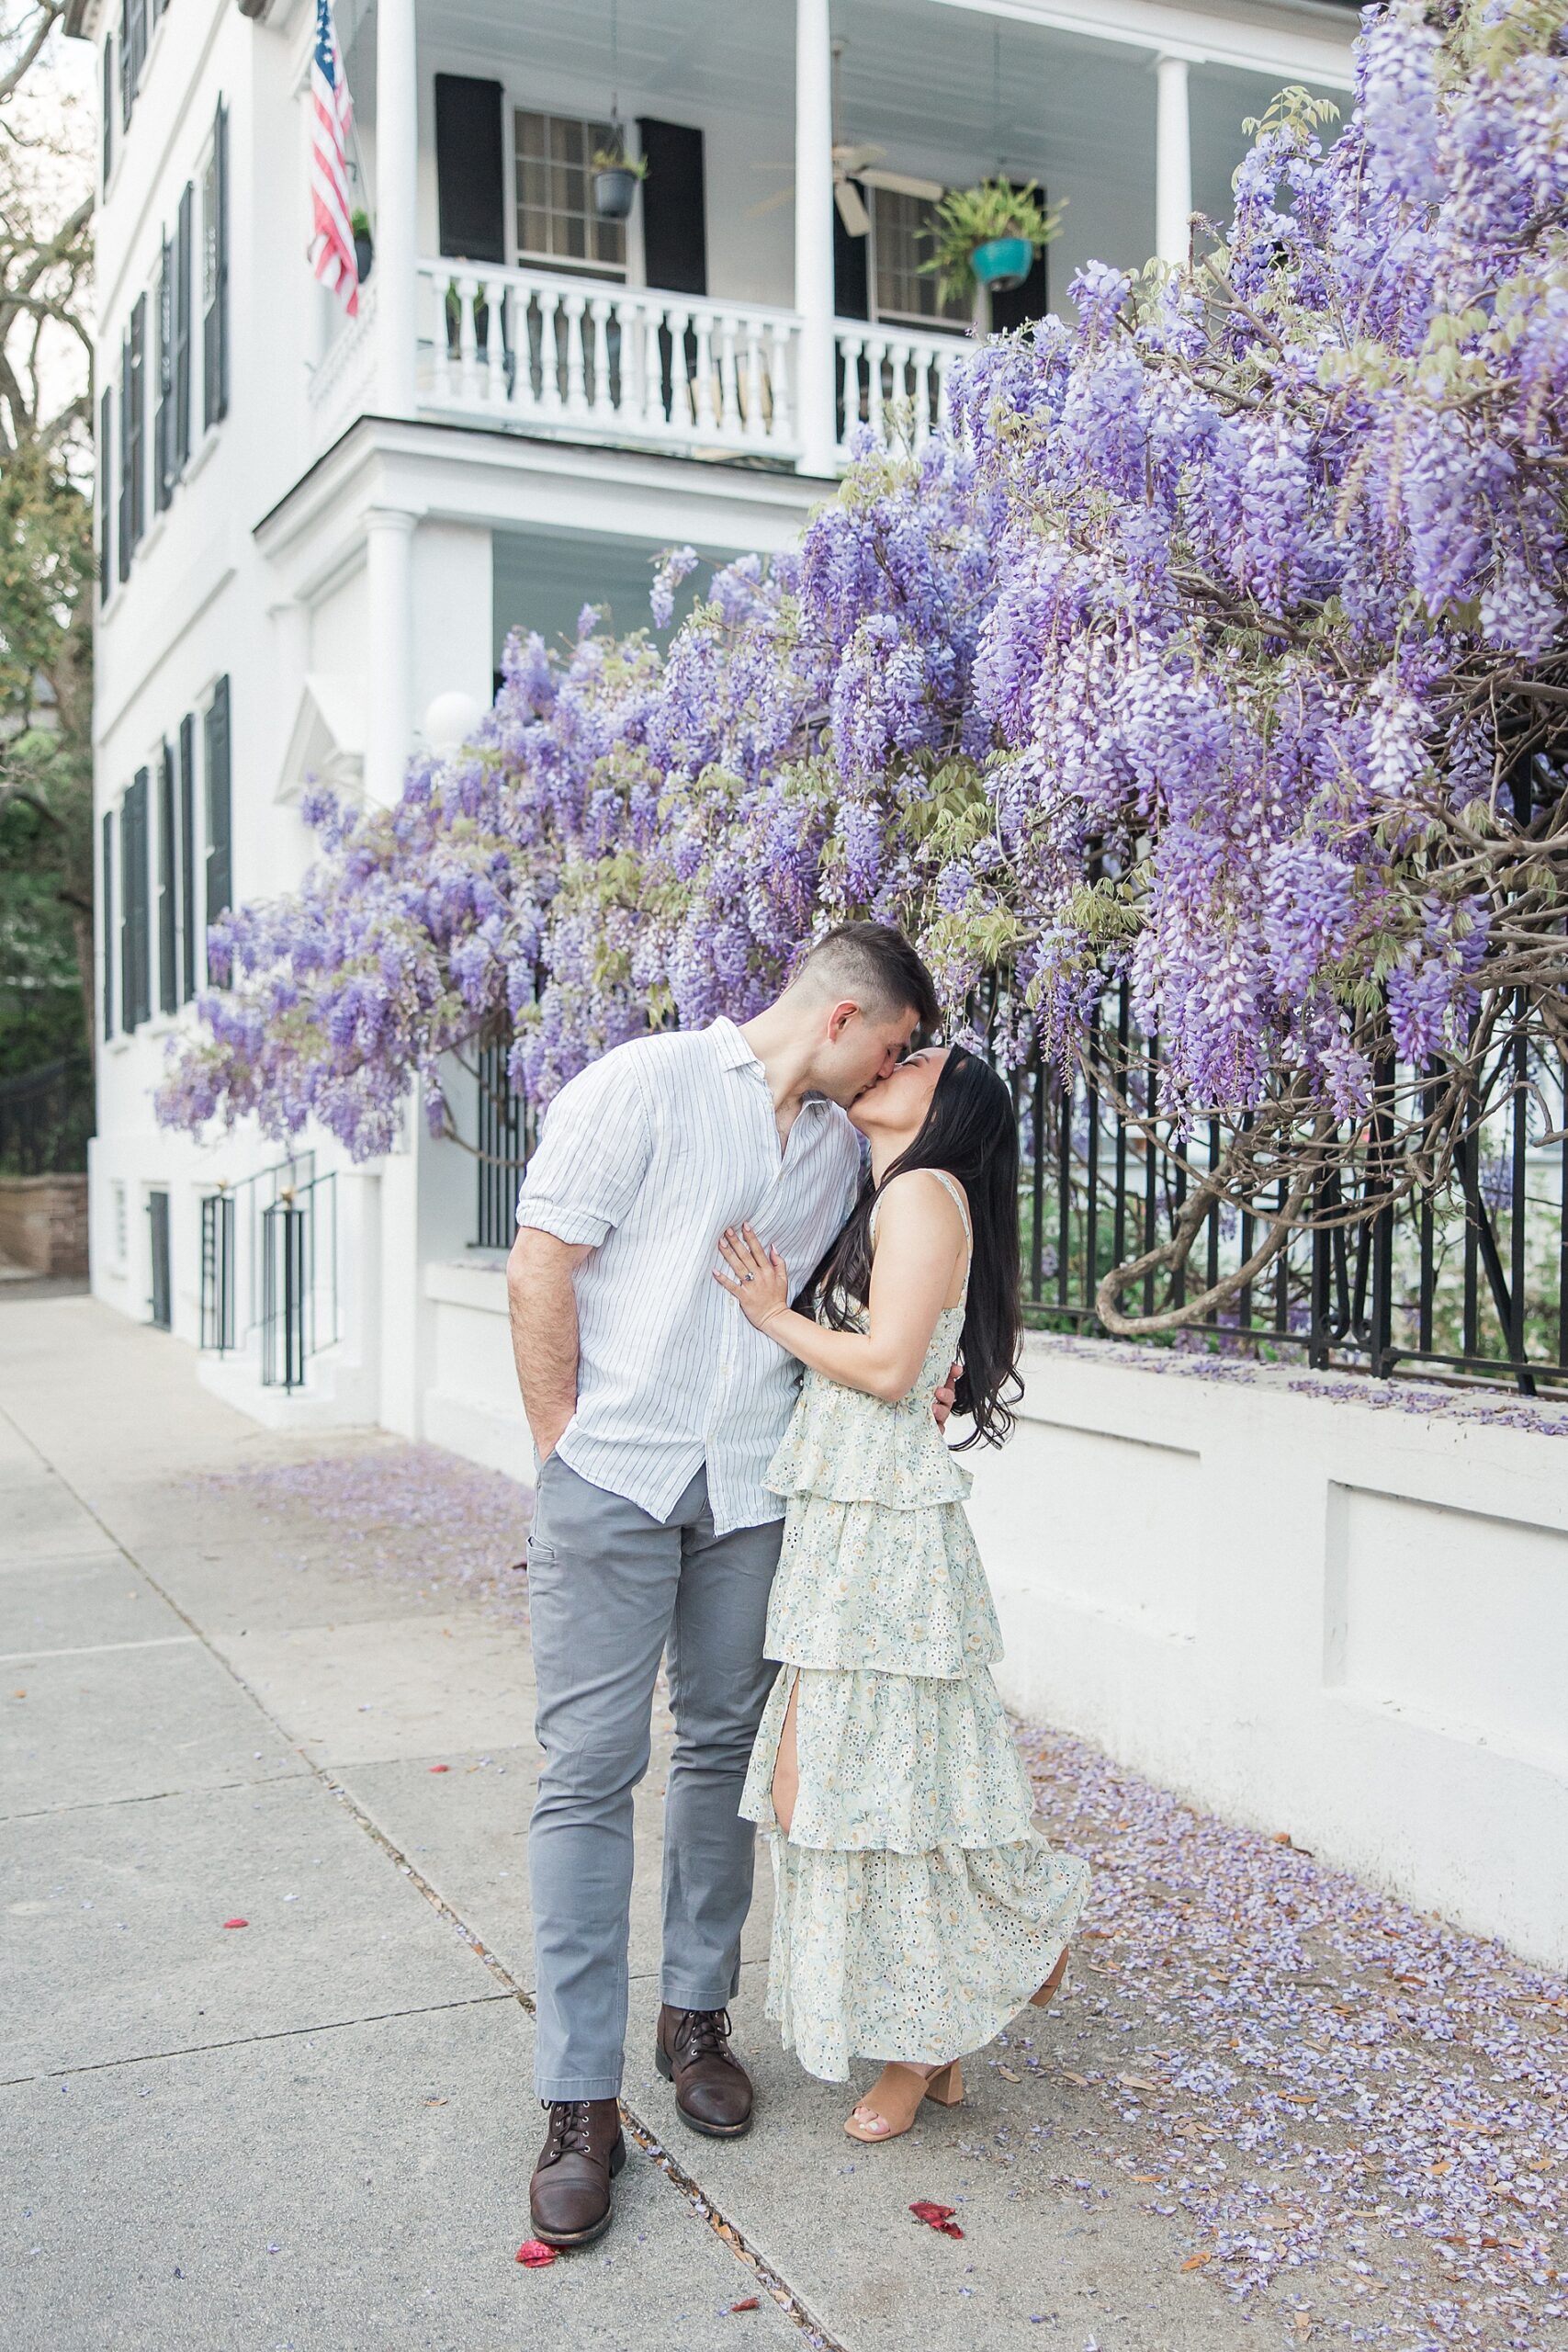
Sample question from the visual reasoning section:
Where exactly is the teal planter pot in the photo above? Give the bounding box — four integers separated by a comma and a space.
971, 235, 1033, 292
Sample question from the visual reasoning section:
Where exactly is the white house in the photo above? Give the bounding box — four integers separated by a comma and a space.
78, 0, 1568, 1979
75, 0, 1356, 1409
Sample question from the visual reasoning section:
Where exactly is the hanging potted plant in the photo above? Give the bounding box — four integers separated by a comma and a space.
351, 207, 374, 286
921, 176, 1063, 300
592, 141, 648, 221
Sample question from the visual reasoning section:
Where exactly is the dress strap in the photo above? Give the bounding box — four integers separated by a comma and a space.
868, 1169, 972, 1268
924, 1169, 973, 1255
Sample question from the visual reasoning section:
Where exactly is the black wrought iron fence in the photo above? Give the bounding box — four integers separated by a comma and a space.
0, 1056, 93, 1175
1014, 977, 1567, 1397
475, 1038, 536, 1250
472, 997, 1565, 1397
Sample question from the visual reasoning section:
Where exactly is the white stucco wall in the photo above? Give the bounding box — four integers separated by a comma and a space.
969, 1339, 1568, 1973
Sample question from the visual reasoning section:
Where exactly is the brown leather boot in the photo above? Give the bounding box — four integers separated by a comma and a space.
655, 2006, 753, 2138
528, 2098, 626, 2248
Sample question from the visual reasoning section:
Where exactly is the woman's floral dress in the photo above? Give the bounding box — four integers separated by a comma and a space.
739, 1171, 1091, 2082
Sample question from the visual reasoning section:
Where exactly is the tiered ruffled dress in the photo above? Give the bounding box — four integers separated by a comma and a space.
739, 1188, 1091, 2082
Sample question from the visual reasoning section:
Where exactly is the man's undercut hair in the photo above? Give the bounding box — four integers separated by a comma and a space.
793, 922, 940, 1035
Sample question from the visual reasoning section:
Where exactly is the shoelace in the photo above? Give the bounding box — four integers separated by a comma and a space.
542, 2098, 597, 2160
673, 2007, 732, 2064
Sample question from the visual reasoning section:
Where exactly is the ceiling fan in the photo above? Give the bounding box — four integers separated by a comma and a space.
750, 41, 943, 236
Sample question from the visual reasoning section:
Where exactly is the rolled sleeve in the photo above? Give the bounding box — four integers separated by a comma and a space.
515, 1049, 654, 1248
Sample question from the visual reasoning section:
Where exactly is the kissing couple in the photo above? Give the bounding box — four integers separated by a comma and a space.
507, 921, 1089, 2248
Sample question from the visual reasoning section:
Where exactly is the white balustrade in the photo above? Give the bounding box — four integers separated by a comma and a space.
832, 321, 962, 461
414, 261, 964, 470
416, 260, 803, 460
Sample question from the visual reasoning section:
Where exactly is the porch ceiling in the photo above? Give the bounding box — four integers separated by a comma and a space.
382, 0, 1347, 188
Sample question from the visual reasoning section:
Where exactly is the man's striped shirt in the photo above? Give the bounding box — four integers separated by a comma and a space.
515, 1019, 861, 1534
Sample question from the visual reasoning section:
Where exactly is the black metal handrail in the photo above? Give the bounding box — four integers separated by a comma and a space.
198, 1153, 338, 1389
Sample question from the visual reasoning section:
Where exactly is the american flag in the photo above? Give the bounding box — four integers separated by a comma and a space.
309, 0, 358, 318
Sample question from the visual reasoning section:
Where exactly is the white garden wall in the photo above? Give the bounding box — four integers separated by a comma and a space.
969, 1339, 1568, 1974
423, 1267, 1568, 1972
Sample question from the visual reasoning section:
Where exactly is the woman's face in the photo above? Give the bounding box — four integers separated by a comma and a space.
848, 1045, 950, 1140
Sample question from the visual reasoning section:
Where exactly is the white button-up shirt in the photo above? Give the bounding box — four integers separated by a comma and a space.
515, 1018, 862, 1534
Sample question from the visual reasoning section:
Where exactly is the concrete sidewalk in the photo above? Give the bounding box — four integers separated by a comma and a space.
6, 1296, 1513, 2352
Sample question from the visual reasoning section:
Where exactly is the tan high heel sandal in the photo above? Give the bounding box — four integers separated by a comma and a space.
1030, 1946, 1070, 2008
843, 2061, 964, 2143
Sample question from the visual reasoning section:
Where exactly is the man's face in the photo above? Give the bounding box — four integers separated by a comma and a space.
812, 1002, 920, 1108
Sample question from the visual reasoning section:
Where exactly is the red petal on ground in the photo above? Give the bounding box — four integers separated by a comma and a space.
728, 2298, 761, 2312
514, 2241, 558, 2267
222, 1917, 248, 1928
909, 2200, 958, 2226
429, 1764, 450, 1773
938, 2220, 965, 2238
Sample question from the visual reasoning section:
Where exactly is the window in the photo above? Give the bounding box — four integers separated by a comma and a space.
98, 384, 113, 595
101, 809, 115, 1038
102, 32, 113, 186
513, 111, 626, 277
117, 333, 131, 583
203, 675, 231, 953
202, 102, 229, 429
155, 234, 175, 512
175, 182, 193, 469
119, 769, 151, 1031
157, 738, 177, 1012
119, 293, 146, 569
118, 0, 145, 132
177, 711, 197, 1001
871, 187, 969, 332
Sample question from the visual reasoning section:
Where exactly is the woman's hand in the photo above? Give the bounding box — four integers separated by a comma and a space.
714, 1223, 791, 1335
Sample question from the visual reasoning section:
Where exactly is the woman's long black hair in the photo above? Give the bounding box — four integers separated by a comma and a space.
803, 1046, 1023, 1448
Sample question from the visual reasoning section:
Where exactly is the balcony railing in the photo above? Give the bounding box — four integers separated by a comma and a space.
415, 259, 963, 468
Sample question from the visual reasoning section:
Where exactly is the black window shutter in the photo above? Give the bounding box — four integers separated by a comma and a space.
128, 293, 146, 549
128, 0, 145, 97
175, 181, 192, 467
204, 674, 231, 941
637, 119, 706, 296
205, 99, 229, 428
121, 770, 150, 1030
117, 334, 131, 581
833, 189, 869, 320
118, 0, 132, 129
101, 808, 115, 1039
157, 739, 177, 1012
988, 190, 1049, 334
102, 33, 113, 185
178, 711, 197, 1001
98, 384, 114, 594
434, 75, 505, 263
154, 234, 173, 511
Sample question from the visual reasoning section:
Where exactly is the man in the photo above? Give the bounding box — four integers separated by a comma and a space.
507, 922, 942, 2248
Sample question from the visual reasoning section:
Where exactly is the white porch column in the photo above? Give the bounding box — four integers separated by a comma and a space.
376, 0, 418, 414
1155, 53, 1193, 269
794, 0, 837, 475
364, 507, 415, 806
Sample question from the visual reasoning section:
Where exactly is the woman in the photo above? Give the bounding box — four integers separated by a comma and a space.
714, 1045, 1090, 2144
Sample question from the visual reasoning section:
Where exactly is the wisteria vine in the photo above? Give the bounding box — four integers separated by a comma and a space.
159, 0, 1568, 1333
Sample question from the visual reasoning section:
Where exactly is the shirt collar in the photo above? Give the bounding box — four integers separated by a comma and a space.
708, 1018, 832, 1116
710, 1016, 764, 1076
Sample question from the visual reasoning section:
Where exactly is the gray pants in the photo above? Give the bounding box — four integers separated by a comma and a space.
525, 1453, 783, 2100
